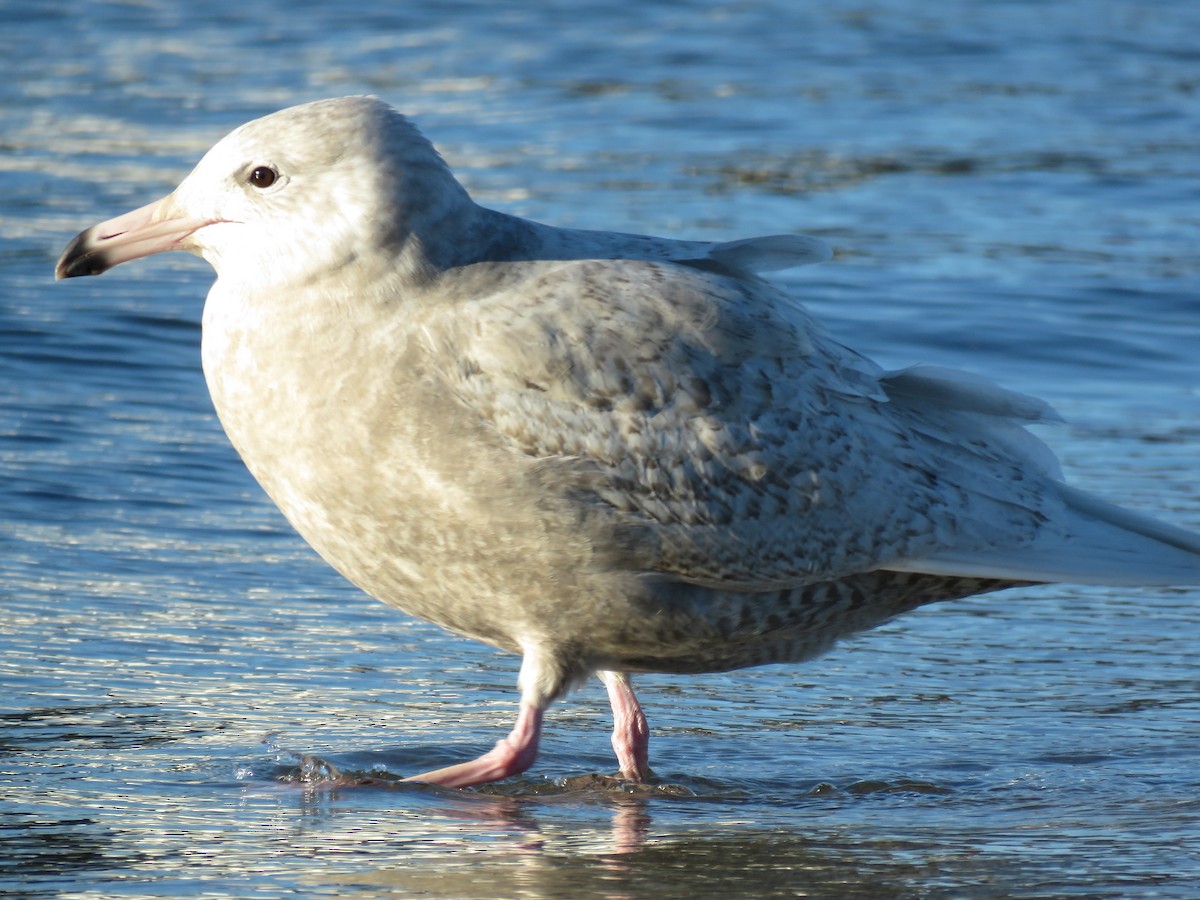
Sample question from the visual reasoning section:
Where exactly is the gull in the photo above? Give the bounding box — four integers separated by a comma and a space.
57, 97, 1200, 788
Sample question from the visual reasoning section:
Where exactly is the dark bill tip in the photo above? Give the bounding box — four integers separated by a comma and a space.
55, 228, 113, 280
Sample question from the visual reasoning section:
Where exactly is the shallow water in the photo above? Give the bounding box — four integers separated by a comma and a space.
3, 1, 1200, 896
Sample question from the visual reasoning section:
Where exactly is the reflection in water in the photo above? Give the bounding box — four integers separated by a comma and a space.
267, 746, 681, 855
254, 752, 1038, 898
275, 779, 1006, 899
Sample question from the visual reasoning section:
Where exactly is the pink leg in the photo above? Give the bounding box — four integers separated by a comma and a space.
402, 702, 543, 789
600, 670, 651, 781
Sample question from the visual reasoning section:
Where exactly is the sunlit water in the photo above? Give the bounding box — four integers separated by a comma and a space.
3, 1, 1200, 896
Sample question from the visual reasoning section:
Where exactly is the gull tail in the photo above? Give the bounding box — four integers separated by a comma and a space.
877, 365, 1200, 587
889, 483, 1200, 586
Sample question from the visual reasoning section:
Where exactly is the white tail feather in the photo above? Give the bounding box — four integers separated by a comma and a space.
887, 483, 1200, 586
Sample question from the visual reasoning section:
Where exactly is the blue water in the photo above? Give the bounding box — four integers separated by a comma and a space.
3, 1, 1200, 896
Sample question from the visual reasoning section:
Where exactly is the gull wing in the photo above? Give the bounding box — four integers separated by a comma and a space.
432, 256, 1200, 589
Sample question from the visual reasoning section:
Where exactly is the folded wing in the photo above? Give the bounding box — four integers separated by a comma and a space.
435, 252, 1200, 591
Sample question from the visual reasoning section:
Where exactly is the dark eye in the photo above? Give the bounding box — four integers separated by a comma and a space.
248, 165, 278, 189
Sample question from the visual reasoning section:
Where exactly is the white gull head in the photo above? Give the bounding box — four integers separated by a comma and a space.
57, 97, 472, 291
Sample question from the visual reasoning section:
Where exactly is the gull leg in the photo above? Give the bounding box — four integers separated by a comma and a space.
404, 646, 562, 789
600, 670, 651, 781
403, 701, 543, 789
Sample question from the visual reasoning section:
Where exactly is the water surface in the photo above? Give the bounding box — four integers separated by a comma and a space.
3, 1, 1200, 896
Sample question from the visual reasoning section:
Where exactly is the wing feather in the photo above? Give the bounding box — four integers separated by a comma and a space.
430, 257, 1060, 589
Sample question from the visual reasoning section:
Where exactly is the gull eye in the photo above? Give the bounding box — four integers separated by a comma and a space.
248, 165, 279, 189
